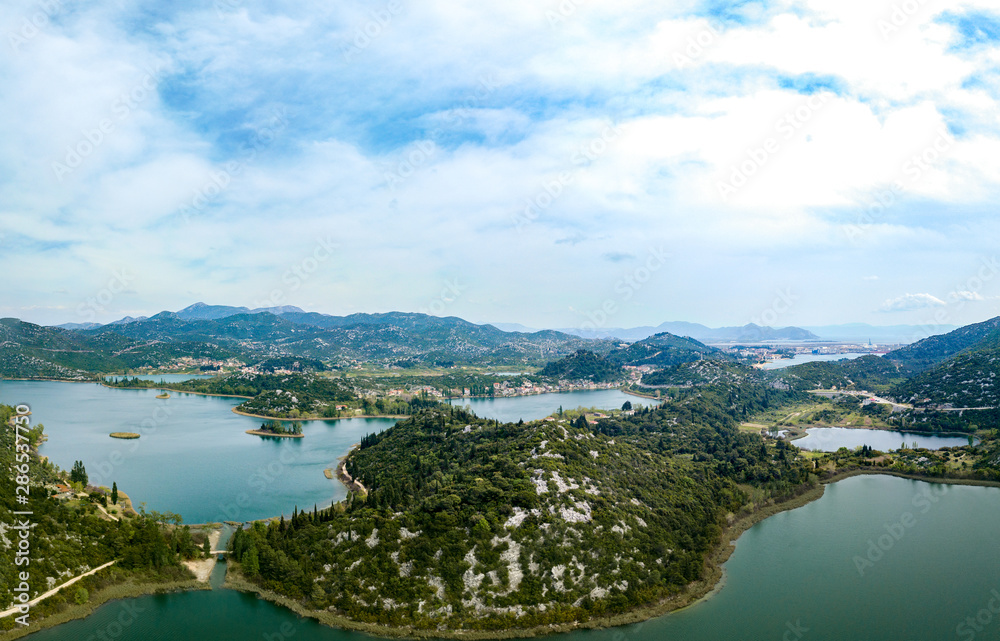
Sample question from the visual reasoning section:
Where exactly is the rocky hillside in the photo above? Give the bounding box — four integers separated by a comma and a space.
228, 403, 810, 631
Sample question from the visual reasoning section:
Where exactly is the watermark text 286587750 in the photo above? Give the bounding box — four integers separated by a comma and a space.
11, 404, 35, 627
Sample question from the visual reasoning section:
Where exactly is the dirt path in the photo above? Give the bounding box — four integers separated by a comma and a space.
0, 561, 116, 618
182, 529, 222, 582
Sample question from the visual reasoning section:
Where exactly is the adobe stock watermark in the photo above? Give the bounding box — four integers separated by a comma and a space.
717, 91, 833, 201
512, 122, 623, 233
673, 20, 725, 69
780, 620, 809, 641
419, 279, 467, 317
751, 288, 797, 327
384, 141, 435, 191
956, 588, 1000, 641
11, 404, 34, 627
852, 483, 948, 576
252, 236, 339, 310
178, 108, 288, 223
579, 247, 669, 332
214, 447, 305, 522
89, 399, 175, 487
76, 269, 135, 323
384, 73, 501, 191
845, 128, 954, 242
544, 0, 589, 28
907, 256, 1000, 343
877, 0, 931, 41
52, 64, 167, 182
340, 1, 403, 61
7, 0, 73, 55
84, 601, 147, 640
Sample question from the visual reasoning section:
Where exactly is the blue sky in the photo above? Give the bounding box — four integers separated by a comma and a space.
2, 0, 1000, 331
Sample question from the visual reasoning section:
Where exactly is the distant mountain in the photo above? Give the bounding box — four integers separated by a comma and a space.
174, 302, 305, 321
53, 322, 101, 330
496, 321, 819, 343
769, 316, 1000, 396
71, 310, 615, 369
801, 323, 957, 344
0, 318, 237, 379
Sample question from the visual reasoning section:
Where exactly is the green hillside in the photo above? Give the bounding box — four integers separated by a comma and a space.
227, 392, 812, 631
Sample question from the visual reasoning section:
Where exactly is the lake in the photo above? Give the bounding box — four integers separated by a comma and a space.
447, 388, 655, 423
19, 475, 1000, 641
0, 382, 653, 523
794, 427, 972, 452
762, 353, 866, 370
0, 380, 395, 523
103, 374, 215, 383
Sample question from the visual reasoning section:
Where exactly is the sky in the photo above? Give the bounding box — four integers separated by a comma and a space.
2, 0, 1000, 331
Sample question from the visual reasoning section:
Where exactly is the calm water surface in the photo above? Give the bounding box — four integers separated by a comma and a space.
762, 353, 867, 370
20, 476, 1000, 641
447, 388, 654, 423
795, 427, 972, 452
6, 381, 998, 641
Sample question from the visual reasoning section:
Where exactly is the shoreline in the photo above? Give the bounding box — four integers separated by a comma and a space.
217, 482, 830, 640
98, 382, 255, 400
14, 469, 1000, 640
222, 468, 1000, 639
0, 578, 207, 640
244, 429, 305, 438
620, 386, 662, 400
231, 407, 409, 421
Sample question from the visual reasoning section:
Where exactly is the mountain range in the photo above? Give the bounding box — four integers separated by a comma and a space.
493, 321, 957, 344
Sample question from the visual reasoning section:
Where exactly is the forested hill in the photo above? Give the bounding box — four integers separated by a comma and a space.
883, 315, 1000, 373
228, 396, 812, 631
0, 318, 236, 379
605, 332, 724, 368
3, 311, 618, 377
539, 350, 625, 383
0, 405, 199, 630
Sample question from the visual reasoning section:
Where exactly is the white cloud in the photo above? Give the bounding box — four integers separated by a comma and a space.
950, 290, 985, 302
880, 293, 947, 312
3, 0, 1000, 327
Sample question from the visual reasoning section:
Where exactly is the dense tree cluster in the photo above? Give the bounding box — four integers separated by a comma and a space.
0, 405, 195, 625
228, 396, 814, 631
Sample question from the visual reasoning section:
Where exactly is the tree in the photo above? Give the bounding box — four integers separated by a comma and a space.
74, 587, 89, 605
622, 401, 633, 411
203, 537, 212, 558
70, 460, 88, 486
111, 481, 118, 506
242, 546, 259, 576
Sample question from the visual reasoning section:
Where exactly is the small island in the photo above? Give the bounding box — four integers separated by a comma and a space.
156, 393, 170, 399
109, 432, 140, 439
245, 420, 304, 439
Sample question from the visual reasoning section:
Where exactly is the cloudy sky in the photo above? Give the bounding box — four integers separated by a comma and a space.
2, 0, 1000, 331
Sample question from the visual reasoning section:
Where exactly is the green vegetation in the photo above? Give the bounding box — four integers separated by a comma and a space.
605, 333, 724, 368
539, 350, 625, 383
228, 385, 813, 631
253, 421, 303, 436
0, 405, 199, 630
770, 355, 905, 393
69, 461, 88, 486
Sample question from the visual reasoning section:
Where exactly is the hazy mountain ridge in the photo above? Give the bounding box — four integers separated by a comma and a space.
496, 322, 819, 343
4, 307, 621, 375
